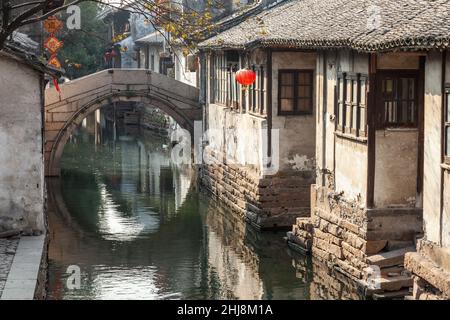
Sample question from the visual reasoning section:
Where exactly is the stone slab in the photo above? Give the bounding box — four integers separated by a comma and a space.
0, 235, 45, 300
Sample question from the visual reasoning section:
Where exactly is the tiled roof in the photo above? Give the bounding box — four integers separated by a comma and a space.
199, 0, 450, 52
1, 43, 63, 76
135, 31, 165, 45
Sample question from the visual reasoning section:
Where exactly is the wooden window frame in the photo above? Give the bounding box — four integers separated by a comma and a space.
150, 54, 155, 71
336, 72, 368, 137
213, 53, 228, 106
445, 86, 450, 164
376, 70, 419, 129
248, 65, 266, 116
278, 69, 314, 116
145, 46, 150, 70
210, 51, 241, 110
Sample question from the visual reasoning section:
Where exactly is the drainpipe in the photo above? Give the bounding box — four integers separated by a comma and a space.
439, 50, 447, 246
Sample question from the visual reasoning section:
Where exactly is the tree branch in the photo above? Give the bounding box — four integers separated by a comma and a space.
10, 1, 46, 10
18, 0, 88, 26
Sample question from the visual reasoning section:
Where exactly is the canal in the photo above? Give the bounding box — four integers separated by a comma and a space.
45, 118, 362, 300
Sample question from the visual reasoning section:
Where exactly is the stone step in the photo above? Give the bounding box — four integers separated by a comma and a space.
378, 275, 413, 291
372, 289, 411, 300
367, 246, 416, 268
380, 265, 406, 276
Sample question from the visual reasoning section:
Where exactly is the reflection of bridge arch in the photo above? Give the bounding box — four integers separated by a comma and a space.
44, 69, 200, 176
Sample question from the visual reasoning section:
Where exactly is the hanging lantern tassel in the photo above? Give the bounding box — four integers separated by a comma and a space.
235, 68, 256, 91
53, 77, 62, 100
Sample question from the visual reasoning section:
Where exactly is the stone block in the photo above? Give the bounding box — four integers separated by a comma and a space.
367, 246, 415, 268
313, 237, 343, 259
335, 259, 362, 279
342, 241, 366, 260
363, 240, 388, 255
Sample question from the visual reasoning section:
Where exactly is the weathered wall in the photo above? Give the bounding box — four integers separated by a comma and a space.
373, 52, 421, 208
335, 137, 368, 202
203, 103, 312, 228
291, 51, 426, 291
206, 103, 265, 173
271, 52, 316, 173
201, 50, 318, 228
444, 52, 450, 247
0, 55, 44, 232
174, 48, 197, 87
395, 51, 450, 299
443, 171, 450, 247
423, 51, 444, 244
319, 51, 369, 201
374, 129, 418, 207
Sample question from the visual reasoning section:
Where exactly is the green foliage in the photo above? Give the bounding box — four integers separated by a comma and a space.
58, 2, 108, 79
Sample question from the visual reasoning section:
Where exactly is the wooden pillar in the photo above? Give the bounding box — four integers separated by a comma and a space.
367, 53, 377, 208
267, 49, 273, 159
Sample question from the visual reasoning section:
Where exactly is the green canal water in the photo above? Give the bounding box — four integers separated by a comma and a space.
46, 125, 360, 300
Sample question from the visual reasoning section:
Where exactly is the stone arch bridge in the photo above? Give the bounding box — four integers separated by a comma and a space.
45, 69, 201, 177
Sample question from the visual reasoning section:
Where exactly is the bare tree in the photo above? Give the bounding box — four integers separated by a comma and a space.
0, 0, 83, 48
0, 0, 233, 50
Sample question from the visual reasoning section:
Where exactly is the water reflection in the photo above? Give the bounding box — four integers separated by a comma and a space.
46, 116, 363, 300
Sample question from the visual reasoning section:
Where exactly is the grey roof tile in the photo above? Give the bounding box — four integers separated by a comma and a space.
199, 0, 450, 51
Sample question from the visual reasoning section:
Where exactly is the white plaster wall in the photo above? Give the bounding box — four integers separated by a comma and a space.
174, 48, 197, 86
0, 55, 44, 232
315, 53, 324, 185
325, 54, 339, 174
374, 129, 418, 207
423, 51, 444, 244
335, 137, 367, 202
271, 52, 317, 172
148, 45, 162, 72
443, 52, 450, 247
206, 103, 266, 173
443, 171, 450, 247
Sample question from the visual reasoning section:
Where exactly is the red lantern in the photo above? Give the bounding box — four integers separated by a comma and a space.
235, 68, 256, 88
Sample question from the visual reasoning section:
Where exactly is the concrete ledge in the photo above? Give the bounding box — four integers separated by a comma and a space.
0, 235, 45, 300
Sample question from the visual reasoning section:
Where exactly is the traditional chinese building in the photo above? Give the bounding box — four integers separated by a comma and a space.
197, 0, 450, 298
0, 35, 61, 234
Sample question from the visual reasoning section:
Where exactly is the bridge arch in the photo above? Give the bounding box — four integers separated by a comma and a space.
45, 69, 201, 176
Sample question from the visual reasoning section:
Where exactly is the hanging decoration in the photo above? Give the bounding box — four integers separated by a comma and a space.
48, 56, 62, 69
52, 77, 61, 95
44, 36, 63, 54
43, 16, 63, 34
43, 15, 64, 99
235, 68, 256, 90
